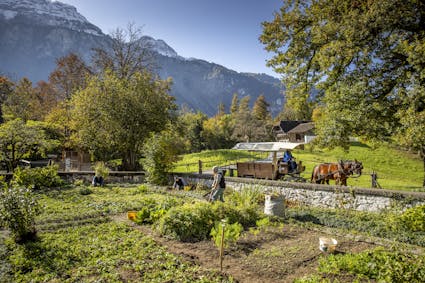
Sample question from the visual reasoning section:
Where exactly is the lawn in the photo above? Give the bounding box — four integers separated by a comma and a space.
172, 142, 424, 191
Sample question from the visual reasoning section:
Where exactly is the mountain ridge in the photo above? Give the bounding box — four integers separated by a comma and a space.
0, 0, 284, 116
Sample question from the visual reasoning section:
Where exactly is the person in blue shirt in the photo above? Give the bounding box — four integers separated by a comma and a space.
282, 150, 297, 173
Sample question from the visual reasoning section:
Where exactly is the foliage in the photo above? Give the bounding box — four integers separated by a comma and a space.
157, 201, 215, 242
261, 0, 425, 186
134, 196, 183, 224
78, 187, 93, 195
176, 109, 208, 153
252, 94, 271, 121
12, 165, 63, 190
48, 52, 91, 100
232, 96, 272, 142
70, 70, 175, 170
315, 248, 425, 282
210, 220, 243, 248
398, 205, 425, 232
157, 201, 261, 242
227, 185, 264, 208
0, 119, 55, 171
141, 128, 183, 185
92, 161, 109, 179
202, 114, 236, 149
0, 185, 41, 243
2, 222, 232, 282
287, 206, 425, 247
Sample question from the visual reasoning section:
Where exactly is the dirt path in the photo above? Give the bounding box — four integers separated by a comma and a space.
112, 214, 378, 282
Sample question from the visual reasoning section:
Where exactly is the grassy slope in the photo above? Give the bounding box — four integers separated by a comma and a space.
173, 142, 423, 191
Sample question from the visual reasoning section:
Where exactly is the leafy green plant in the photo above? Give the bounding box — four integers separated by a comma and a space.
93, 161, 109, 179
12, 165, 63, 190
0, 185, 41, 243
79, 187, 93, 195
316, 248, 425, 282
210, 220, 243, 249
398, 205, 425, 232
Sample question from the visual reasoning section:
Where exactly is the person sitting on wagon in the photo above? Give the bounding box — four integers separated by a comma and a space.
283, 150, 297, 173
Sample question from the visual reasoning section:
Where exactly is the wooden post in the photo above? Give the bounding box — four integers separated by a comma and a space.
220, 221, 225, 272
198, 160, 202, 174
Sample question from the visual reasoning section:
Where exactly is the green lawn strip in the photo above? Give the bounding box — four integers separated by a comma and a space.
2, 222, 231, 282
173, 143, 423, 191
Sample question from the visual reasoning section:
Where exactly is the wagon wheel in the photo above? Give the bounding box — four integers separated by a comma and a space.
281, 173, 307, 183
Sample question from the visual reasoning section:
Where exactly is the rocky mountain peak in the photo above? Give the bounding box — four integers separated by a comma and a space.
0, 0, 103, 36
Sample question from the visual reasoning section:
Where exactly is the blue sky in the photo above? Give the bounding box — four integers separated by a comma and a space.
58, 0, 283, 78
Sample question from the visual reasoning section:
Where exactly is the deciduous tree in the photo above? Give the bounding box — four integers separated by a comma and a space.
261, 0, 425, 187
70, 71, 175, 170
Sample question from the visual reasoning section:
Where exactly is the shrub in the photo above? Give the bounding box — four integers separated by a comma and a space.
134, 196, 183, 225
399, 205, 425, 232
156, 202, 216, 242
157, 201, 262, 242
12, 165, 63, 190
93, 161, 109, 179
0, 185, 41, 243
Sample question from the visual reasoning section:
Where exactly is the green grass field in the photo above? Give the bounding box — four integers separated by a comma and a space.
172, 142, 424, 191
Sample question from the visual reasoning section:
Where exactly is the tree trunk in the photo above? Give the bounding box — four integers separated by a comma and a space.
122, 150, 138, 171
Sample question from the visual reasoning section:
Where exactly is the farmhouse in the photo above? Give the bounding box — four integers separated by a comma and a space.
272, 120, 315, 143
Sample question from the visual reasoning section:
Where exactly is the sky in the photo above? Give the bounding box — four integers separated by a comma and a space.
57, 0, 283, 78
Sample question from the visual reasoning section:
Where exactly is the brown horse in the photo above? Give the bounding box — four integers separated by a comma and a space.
311, 160, 363, 186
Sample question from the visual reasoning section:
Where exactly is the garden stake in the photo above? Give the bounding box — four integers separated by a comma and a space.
220, 221, 225, 271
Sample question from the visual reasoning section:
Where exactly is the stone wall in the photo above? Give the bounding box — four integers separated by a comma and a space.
57, 171, 145, 184
180, 173, 425, 212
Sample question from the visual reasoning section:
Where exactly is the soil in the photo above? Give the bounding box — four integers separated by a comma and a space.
114, 215, 378, 283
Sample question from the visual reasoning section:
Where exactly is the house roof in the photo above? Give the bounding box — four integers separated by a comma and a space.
287, 122, 315, 134
232, 142, 304, 152
274, 120, 311, 133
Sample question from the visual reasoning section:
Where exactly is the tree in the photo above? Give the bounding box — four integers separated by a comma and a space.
2, 78, 37, 122
0, 76, 14, 123
0, 119, 52, 171
202, 114, 235, 149
141, 127, 183, 185
232, 96, 271, 142
261, 0, 425, 187
92, 23, 155, 80
177, 109, 208, 153
70, 71, 175, 170
252, 94, 271, 120
48, 52, 91, 100
230, 93, 239, 114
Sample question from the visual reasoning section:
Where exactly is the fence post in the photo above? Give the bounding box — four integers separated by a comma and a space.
198, 160, 202, 174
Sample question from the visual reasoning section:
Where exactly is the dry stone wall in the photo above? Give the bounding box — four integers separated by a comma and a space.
182, 174, 425, 212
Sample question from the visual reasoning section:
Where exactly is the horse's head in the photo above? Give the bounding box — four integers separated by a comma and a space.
351, 159, 363, 175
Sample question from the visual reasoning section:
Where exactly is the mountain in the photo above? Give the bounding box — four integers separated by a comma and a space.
0, 0, 284, 116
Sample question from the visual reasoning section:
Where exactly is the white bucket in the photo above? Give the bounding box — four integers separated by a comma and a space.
319, 237, 338, 253
264, 194, 285, 217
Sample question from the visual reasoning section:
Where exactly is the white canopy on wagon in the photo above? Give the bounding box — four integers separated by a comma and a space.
232, 142, 304, 152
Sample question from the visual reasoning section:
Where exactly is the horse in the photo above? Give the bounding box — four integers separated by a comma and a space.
311, 160, 363, 186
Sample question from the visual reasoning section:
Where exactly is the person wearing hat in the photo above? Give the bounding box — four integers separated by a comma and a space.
210, 166, 226, 202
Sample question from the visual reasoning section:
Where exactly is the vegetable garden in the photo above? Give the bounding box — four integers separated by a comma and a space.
1, 181, 424, 282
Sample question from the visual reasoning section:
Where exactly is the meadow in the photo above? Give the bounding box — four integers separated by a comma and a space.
173, 142, 424, 191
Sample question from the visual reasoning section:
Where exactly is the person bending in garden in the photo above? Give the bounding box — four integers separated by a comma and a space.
210, 166, 226, 202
